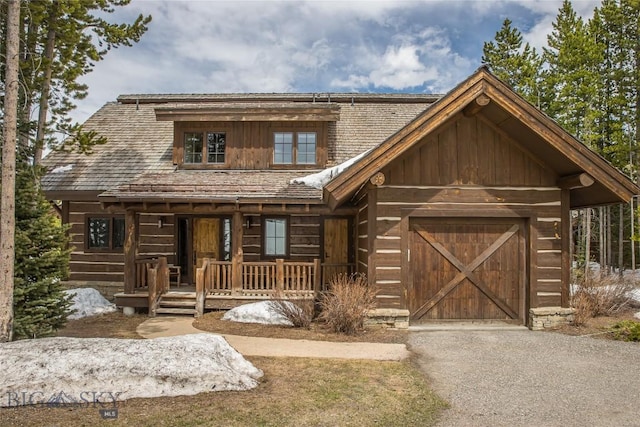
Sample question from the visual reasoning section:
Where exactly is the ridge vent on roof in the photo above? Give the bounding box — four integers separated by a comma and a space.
117, 93, 442, 105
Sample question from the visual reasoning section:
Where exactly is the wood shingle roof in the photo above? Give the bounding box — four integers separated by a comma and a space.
42, 93, 437, 202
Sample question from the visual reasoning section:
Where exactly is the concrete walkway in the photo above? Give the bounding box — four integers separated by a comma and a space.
137, 316, 410, 361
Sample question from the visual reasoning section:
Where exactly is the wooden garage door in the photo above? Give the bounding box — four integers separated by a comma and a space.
409, 218, 525, 322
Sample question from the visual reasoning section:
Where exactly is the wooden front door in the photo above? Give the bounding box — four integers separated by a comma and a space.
409, 218, 525, 323
193, 218, 220, 273
323, 218, 350, 282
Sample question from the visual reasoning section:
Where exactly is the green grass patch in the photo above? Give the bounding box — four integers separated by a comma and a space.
610, 320, 640, 342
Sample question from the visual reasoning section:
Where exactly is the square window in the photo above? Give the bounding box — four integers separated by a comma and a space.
87, 216, 125, 251
207, 132, 226, 164
264, 218, 288, 257
273, 131, 317, 166
297, 132, 316, 164
184, 133, 203, 163
274, 132, 293, 164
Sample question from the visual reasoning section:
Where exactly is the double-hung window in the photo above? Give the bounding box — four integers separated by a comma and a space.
184, 131, 226, 165
263, 217, 288, 257
87, 216, 125, 251
273, 132, 316, 165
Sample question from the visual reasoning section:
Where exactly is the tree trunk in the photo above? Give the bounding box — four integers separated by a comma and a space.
631, 198, 636, 270
585, 209, 592, 279
0, 0, 21, 342
618, 203, 624, 276
33, 1, 59, 166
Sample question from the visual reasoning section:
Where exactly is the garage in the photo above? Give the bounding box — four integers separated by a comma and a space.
409, 218, 526, 323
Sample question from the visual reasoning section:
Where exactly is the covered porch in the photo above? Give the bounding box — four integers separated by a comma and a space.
115, 255, 353, 316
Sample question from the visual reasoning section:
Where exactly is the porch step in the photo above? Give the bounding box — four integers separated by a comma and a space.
155, 307, 197, 315
155, 292, 197, 317
158, 300, 196, 308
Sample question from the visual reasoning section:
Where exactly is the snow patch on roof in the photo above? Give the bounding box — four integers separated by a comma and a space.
51, 164, 73, 174
290, 149, 371, 189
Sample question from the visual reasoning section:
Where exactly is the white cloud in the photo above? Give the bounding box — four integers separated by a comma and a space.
70, 0, 593, 123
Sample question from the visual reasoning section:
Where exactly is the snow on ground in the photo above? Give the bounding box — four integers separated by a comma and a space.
222, 301, 293, 326
64, 288, 116, 319
0, 334, 263, 407
291, 149, 371, 189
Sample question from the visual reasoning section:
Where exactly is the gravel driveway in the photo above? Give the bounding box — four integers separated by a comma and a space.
409, 330, 640, 427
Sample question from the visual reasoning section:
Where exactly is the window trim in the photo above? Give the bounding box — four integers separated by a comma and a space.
272, 131, 318, 167
85, 215, 126, 252
181, 129, 228, 168
262, 216, 290, 259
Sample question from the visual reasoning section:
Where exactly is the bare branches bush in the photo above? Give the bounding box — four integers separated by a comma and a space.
571, 273, 638, 326
319, 273, 376, 335
269, 289, 314, 328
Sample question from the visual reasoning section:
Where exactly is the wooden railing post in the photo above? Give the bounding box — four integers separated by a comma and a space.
157, 257, 169, 294
276, 259, 285, 292
231, 211, 244, 296
195, 258, 207, 318
231, 257, 242, 296
313, 259, 322, 295
123, 210, 137, 293
147, 265, 157, 317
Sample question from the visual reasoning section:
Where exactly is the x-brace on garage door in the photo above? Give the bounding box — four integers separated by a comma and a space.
409, 218, 526, 323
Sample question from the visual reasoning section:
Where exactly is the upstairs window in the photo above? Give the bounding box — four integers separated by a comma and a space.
273, 132, 316, 165
184, 131, 226, 165
87, 216, 125, 251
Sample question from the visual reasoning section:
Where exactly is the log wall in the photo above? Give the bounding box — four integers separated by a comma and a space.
67, 201, 176, 283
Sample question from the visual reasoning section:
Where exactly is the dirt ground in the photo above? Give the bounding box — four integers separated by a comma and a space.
193, 311, 408, 343
546, 309, 639, 339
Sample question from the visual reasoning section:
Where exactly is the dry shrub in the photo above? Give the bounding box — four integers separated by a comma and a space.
571, 273, 638, 326
269, 289, 314, 328
319, 273, 376, 335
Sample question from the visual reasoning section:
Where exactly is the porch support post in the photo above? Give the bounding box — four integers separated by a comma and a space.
231, 211, 244, 295
561, 189, 571, 307
123, 209, 137, 294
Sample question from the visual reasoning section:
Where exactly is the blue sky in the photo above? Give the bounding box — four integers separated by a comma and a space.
72, 0, 600, 123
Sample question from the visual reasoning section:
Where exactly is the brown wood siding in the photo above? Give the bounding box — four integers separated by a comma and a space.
371, 114, 564, 313
382, 115, 557, 187
67, 202, 178, 283
174, 121, 328, 169
242, 214, 321, 262
68, 201, 124, 282
356, 197, 368, 274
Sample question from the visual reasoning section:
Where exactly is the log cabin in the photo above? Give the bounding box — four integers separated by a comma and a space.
42, 67, 639, 328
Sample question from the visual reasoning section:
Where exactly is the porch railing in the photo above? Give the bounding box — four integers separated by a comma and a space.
198, 259, 322, 296
137, 256, 169, 316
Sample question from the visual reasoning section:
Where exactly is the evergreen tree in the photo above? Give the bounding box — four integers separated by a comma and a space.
543, 0, 603, 147
0, 1, 152, 162
12, 154, 72, 339
481, 18, 543, 106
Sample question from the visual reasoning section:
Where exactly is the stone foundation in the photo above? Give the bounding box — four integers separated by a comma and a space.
529, 307, 575, 330
365, 309, 410, 329
62, 281, 124, 302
